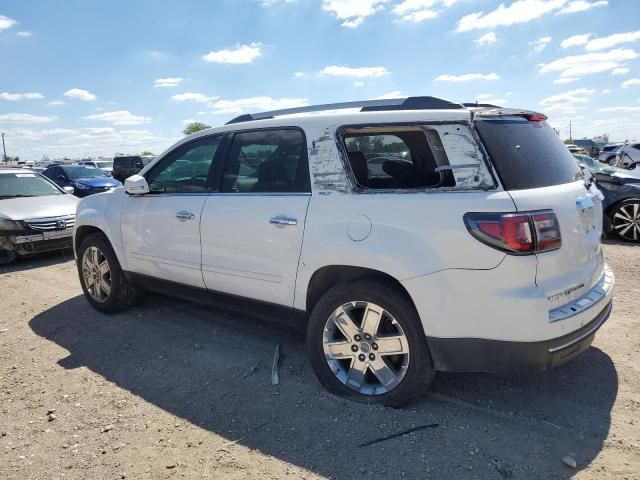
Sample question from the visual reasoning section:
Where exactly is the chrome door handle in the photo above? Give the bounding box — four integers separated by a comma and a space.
269, 216, 297, 226
176, 210, 195, 221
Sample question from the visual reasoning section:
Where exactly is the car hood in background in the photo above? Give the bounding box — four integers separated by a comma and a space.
613, 170, 640, 181
73, 176, 121, 188
0, 194, 79, 221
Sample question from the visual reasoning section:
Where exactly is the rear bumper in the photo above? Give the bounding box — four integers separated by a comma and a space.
428, 300, 612, 372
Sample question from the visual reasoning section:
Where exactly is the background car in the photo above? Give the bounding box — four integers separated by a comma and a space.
0, 168, 78, 264
112, 156, 145, 183
573, 139, 600, 158
612, 142, 640, 169
78, 159, 114, 177
566, 143, 590, 155
599, 143, 623, 163
42, 165, 121, 197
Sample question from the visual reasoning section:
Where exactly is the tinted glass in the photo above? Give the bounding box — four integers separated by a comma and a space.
64, 166, 105, 179
147, 136, 220, 193
475, 118, 582, 190
0, 173, 62, 198
221, 129, 309, 193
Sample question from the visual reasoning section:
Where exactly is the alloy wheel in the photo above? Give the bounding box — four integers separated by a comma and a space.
81, 246, 112, 302
322, 301, 410, 395
612, 202, 640, 242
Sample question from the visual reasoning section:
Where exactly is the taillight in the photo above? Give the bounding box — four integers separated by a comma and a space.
464, 210, 561, 255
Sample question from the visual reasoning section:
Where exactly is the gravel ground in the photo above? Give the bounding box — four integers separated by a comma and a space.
0, 241, 639, 480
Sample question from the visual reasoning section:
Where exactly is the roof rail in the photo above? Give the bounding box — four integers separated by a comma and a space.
225, 96, 464, 125
462, 102, 503, 108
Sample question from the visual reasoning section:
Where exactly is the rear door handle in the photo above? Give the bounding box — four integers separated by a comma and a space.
269, 216, 297, 226
176, 210, 195, 221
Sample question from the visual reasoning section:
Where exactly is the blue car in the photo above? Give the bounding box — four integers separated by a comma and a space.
43, 165, 121, 197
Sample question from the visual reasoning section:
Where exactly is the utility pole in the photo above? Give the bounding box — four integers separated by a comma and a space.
569, 121, 572, 141
1, 133, 6, 163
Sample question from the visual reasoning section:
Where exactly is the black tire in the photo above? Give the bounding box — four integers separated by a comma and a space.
76, 233, 138, 312
0, 249, 16, 265
307, 279, 435, 408
610, 199, 640, 243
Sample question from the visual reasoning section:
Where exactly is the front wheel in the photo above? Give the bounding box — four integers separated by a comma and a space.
307, 280, 435, 407
77, 233, 137, 312
610, 199, 640, 242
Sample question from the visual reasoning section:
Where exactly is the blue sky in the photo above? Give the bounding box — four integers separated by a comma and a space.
0, 0, 638, 160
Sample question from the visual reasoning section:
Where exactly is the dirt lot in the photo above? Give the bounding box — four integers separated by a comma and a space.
0, 242, 639, 480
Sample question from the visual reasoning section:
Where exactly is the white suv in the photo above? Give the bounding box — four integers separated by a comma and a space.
613, 142, 640, 169
74, 97, 614, 407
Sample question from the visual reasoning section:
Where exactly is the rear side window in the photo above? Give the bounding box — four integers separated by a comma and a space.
221, 129, 310, 193
342, 128, 455, 189
475, 118, 582, 190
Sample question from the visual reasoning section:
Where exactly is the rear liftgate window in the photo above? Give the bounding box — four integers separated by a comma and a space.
475, 117, 582, 190
342, 126, 493, 191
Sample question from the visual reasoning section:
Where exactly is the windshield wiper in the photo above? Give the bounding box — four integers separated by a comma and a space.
0, 194, 38, 199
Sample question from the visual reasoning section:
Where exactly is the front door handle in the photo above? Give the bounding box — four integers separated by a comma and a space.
176, 210, 195, 221
269, 215, 297, 226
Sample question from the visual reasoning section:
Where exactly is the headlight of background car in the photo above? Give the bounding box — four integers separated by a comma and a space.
0, 218, 23, 231
73, 182, 90, 190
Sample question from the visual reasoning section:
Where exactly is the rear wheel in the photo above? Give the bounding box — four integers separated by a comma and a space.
307, 280, 434, 407
0, 249, 16, 265
77, 233, 137, 312
610, 199, 640, 242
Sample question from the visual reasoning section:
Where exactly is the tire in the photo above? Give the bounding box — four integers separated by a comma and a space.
0, 249, 16, 265
610, 199, 640, 243
76, 233, 137, 312
307, 279, 435, 408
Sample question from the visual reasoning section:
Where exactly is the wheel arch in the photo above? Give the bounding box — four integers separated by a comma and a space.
305, 265, 417, 315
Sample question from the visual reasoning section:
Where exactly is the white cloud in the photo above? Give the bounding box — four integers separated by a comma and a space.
259, 0, 297, 5
354, 81, 365, 87
584, 31, 640, 51
392, 0, 458, 23
64, 88, 97, 101
210, 96, 308, 115
434, 72, 500, 82
320, 65, 390, 78
294, 71, 305, 78
171, 92, 218, 103
0, 113, 56, 124
154, 77, 183, 88
373, 91, 406, 99
611, 67, 629, 75
202, 43, 262, 64
561, 33, 592, 48
474, 32, 497, 45
557, 0, 608, 14
554, 77, 580, 83
529, 36, 552, 53
0, 15, 17, 31
322, 0, 388, 28
456, 0, 607, 32
601, 88, 611, 94
0, 92, 44, 101
622, 78, 640, 88
17, 31, 32, 37
48, 100, 65, 106
182, 118, 197, 125
82, 110, 152, 125
538, 48, 637, 80
539, 88, 596, 111
598, 106, 640, 113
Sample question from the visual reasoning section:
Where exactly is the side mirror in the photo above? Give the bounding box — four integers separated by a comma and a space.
124, 174, 150, 195
63, 186, 74, 194
629, 162, 638, 171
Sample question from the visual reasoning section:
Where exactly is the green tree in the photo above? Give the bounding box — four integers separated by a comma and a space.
183, 122, 211, 136
141, 150, 155, 156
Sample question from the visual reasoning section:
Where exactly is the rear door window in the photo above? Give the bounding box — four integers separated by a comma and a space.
475, 117, 582, 190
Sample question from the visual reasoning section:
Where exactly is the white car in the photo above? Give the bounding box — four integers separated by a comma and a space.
598, 143, 623, 163
613, 142, 640, 169
74, 97, 614, 406
79, 159, 114, 177
0, 168, 78, 264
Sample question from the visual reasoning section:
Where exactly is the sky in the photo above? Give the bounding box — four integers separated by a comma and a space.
0, 0, 639, 161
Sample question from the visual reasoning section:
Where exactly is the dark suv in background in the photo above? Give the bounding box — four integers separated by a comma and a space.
573, 139, 600, 158
112, 156, 145, 183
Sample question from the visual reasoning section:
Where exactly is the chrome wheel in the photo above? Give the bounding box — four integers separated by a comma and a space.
81, 246, 112, 302
322, 301, 410, 395
612, 202, 640, 242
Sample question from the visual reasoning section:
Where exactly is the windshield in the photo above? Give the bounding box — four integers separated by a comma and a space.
65, 166, 105, 179
475, 117, 582, 190
95, 161, 113, 169
0, 172, 62, 199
